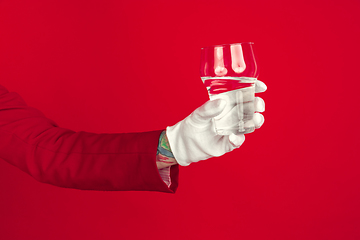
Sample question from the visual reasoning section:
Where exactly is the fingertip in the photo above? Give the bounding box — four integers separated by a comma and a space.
255, 80, 267, 93
229, 133, 245, 148
254, 113, 265, 129
255, 97, 265, 112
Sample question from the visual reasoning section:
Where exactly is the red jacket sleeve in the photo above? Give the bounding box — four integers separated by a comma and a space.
0, 84, 179, 193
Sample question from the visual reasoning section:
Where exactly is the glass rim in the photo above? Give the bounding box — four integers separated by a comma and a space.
201, 42, 254, 50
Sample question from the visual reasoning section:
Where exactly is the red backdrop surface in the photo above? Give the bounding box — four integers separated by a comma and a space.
1, 0, 360, 239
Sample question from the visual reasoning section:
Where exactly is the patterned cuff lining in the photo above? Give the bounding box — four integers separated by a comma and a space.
158, 166, 171, 187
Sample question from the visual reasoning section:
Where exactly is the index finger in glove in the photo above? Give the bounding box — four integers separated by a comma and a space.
255, 80, 267, 93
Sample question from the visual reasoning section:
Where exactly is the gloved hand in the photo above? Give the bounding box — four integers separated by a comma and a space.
166, 80, 266, 166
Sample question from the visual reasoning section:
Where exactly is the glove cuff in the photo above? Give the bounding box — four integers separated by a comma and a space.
166, 124, 191, 166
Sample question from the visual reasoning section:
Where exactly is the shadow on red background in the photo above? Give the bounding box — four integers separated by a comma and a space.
0, 0, 359, 239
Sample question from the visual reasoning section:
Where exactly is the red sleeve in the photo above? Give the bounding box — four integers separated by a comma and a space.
0, 84, 179, 193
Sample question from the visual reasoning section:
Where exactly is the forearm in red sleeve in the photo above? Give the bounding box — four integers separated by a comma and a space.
0, 84, 179, 193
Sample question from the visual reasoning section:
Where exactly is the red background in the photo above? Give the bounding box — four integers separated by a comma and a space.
1, 0, 360, 239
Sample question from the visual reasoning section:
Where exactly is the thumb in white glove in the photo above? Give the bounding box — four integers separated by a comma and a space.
166, 99, 245, 166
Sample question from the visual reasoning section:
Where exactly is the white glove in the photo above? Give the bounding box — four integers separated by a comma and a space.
166, 80, 266, 166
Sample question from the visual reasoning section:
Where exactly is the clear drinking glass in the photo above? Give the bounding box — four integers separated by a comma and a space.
200, 42, 259, 135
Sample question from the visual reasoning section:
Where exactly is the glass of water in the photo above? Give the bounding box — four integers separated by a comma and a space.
200, 42, 259, 135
